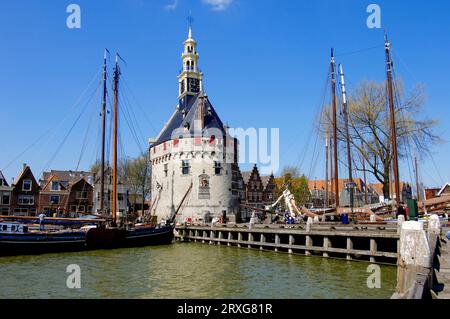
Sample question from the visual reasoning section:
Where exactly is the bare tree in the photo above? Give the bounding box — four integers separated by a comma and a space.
124, 153, 151, 214
321, 80, 440, 199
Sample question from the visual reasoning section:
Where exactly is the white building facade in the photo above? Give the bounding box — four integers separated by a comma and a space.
149, 27, 240, 223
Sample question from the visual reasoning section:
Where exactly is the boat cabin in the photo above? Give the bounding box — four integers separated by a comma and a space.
0, 222, 28, 234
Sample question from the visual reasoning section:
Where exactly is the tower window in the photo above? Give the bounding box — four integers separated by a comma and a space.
214, 162, 222, 175
182, 160, 190, 175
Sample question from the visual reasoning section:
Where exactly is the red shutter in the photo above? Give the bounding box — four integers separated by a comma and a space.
173, 139, 179, 147
195, 137, 201, 145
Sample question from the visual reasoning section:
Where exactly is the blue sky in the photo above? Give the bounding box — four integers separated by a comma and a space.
0, 0, 449, 188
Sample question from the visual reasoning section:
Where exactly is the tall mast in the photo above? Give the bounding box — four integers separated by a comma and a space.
325, 136, 329, 208
361, 142, 368, 205
331, 48, 340, 207
112, 55, 120, 226
329, 133, 333, 204
385, 34, 401, 209
100, 50, 108, 217
415, 156, 420, 201
339, 64, 354, 210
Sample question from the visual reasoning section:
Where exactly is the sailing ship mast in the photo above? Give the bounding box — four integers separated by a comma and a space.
330, 49, 340, 207
325, 136, 329, 208
112, 55, 121, 226
415, 156, 420, 201
339, 64, 354, 211
385, 34, 401, 209
100, 50, 108, 217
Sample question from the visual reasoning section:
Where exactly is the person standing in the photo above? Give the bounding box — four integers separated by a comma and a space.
38, 213, 46, 231
397, 203, 406, 219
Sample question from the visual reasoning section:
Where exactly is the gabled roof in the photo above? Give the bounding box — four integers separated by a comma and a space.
70, 178, 94, 190
241, 165, 261, 185
153, 93, 227, 146
42, 170, 92, 184
261, 175, 275, 189
438, 183, 450, 196
0, 170, 9, 187
13, 165, 38, 187
241, 172, 252, 185
41, 174, 69, 192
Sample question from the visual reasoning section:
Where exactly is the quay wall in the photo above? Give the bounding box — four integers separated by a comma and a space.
175, 222, 400, 265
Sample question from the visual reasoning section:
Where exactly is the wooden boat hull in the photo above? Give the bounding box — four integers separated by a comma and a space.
0, 231, 87, 256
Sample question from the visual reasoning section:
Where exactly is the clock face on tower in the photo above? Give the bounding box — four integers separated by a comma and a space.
188, 78, 200, 93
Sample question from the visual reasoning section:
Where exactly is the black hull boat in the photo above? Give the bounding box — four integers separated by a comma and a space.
86, 224, 175, 250
0, 222, 88, 256
0, 220, 174, 257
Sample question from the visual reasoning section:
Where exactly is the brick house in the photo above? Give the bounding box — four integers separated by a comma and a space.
0, 171, 13, 215
240, 165, 276, 221
309, 178, 380, 208
39, 170, 94, 217
10, 164, 40, 216
437, 183, 450, 197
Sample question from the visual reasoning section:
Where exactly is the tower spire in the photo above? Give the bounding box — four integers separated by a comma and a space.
178, 22, 203, 104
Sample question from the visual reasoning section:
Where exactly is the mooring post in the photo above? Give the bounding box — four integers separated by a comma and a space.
195, 229, 199, 242
203, 230, 207, 243
305, 235, 312, 256
306, 217, 313, 232
275, 234, 280, 252
227, 232, 232, 246
346, 237, 353, 260
370, 238, 377, 263
209, 230, 215, 245
248, 232, 253, 249
323, 236, 330, 257
218, 231, 223, 246
260, 233, 265, 250
288, 235, 294, 254
237, 232, 242, 248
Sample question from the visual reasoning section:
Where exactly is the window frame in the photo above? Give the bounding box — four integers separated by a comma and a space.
22, 179, 32, 191
50, 195, 60, 205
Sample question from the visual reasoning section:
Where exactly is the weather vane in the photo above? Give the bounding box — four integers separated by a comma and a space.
187, 11, 194, 28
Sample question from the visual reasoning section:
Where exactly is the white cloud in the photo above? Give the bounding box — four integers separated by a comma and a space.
165, 0, 179, 10
202, 0, 233, 11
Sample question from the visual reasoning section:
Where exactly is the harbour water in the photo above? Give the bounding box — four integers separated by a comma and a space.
0, 243, 396, 299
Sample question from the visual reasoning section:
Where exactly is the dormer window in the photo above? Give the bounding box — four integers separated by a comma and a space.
51, 181, 60, 191
22, 180, 32, 191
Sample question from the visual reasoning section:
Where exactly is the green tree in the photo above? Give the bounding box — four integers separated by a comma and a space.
275, 167, 311, 208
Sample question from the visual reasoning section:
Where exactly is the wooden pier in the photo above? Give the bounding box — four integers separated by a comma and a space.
175, 222, 400, 265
